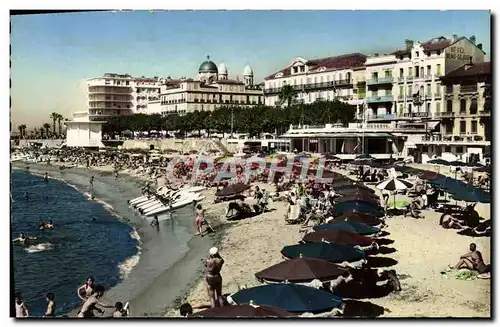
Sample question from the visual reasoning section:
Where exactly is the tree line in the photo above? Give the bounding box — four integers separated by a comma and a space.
16, 112, 65, 139
103, 100, 356, 137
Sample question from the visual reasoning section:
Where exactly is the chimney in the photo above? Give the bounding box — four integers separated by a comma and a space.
405, 39, 414, 50
477, 43, 483, 51
470, 35, 476, 44
451, 34, 458, 42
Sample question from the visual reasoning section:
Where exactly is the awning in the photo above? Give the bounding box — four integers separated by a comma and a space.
426, 121, 440, 130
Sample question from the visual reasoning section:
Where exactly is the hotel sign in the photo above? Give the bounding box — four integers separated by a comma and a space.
446, 46, 472, 61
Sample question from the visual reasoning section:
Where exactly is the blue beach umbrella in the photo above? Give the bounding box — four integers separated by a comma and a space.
427, 158, 450, 165
450, 187, 491, 203
281, 242, 365, 263
230, 284, 343, 313
334, 201, 385, 217
313, 221, 380, 235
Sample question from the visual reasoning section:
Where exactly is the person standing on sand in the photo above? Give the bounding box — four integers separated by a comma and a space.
205, 247, 225, 308
89, 176, 95, 188
195, 204, 205, 236
14, 292, 29, 318
44, 172, 49, 182
78, 285, 114, 318
77, 276, 96, 303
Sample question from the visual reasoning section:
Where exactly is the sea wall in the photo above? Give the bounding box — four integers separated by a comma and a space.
121, 139, 238, 153
18, 139, 65, 148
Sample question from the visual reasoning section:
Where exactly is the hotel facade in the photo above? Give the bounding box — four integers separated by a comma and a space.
86, 73, 164, 121
263, 53, 367, 107
148, 57, 264, 116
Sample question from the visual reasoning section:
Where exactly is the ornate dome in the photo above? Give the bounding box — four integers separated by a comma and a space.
199, 55, 218, 73
219, 62, 228, 75
243, 64, 253, 76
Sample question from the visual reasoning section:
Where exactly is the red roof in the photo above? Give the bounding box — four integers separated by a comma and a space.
441, 62, 491, 79
265, 53, 367, 80
420, 36, 463, 51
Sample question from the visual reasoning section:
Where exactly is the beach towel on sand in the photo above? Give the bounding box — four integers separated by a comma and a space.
441, 268, 489, 281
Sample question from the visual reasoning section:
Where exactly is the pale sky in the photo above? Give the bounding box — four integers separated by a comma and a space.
10, 10, 491, 129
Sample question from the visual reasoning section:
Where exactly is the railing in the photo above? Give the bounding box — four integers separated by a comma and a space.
264, 80, 353, 94
424, 75, 433, 80
477, 110, 491, 117
437, 111, 455, 118
366, 95, 393, 103
401, 112, 430, 119
366, 77, 393, 85
434, 93, 442, 98
459, 85, 478, 94
397, 95, 405, 101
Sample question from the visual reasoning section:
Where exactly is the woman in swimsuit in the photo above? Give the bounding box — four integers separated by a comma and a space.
205, 247, 224, 308
77, 276, 96, 303
194, 204, 205, 236
45, 292, 56, 317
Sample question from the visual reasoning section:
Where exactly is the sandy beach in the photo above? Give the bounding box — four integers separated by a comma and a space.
13, 160, 490, 318
166, 169, 491, 318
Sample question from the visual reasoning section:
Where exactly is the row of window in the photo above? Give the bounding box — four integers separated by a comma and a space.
268, 72, 353, 89
442, 120, 479, 134
160, 95, 263, 103
371, 64, 442, 80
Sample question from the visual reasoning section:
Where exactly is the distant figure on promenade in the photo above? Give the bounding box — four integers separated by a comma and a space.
44, 292, 56, 317
14, 292, 29, 318
77, 285, 114, 318
205, 247, 225, 308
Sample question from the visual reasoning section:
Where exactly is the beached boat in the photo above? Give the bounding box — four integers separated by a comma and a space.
129, 187, 170, 205
144, 193, 205, 217
141, 191, 194, 215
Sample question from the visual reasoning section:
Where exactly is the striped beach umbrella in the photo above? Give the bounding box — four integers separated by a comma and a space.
376, 178, 414, 209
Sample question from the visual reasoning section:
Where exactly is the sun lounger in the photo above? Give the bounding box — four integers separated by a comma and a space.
285, 203, 303, 224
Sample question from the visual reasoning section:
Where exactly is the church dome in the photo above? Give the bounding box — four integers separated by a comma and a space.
199, 56, 218, 73
219, 62, 228, 75
243, 64, 253, 76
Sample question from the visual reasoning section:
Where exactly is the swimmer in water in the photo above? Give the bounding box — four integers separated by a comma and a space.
77, 276, 96, 303
24, 192, 29, 200
14, 292, 29, 318
44, 173, 49, 182
13, 232, 37, 245
44, 292, 56, 318
39, 221, 54, 231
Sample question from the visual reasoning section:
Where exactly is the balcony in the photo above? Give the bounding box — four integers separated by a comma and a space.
335, 79, 353, 86
437, 111, 455, 118
424, 74, 433, 81
406, 76, 414, 82
366, 95, 393, 103
397, 77, 405, 83
367, 114, 395, 121
477, 110, 491, 117
366, 77, 394, 85
397, 95, 405, 101
400, 112, 431, 119
459, 85, 479, 94
434, 93, 442, 99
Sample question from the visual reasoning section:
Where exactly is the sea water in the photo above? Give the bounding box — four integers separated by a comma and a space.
11, 170, 139, 317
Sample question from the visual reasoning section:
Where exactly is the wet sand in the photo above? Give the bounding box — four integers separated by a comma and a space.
11, 162, 221, 317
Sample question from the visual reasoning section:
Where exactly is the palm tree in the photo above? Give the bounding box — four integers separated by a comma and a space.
56, 114, 64, 137
278, 84, 298, 107
50, 112, 58, 136
43, 123, 51, 138
17, 124, 26, 139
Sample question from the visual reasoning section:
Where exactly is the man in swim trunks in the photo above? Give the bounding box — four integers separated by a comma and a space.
195, 204, 205, 236
89, 176, 95, 188
78, 285, 114, 318
44, 172, 49, 182
13, 233, 37, 244
452, 243, 489, 274
205, 247, 225, 308
45, 292, 56, 317
14, 292, 29, 318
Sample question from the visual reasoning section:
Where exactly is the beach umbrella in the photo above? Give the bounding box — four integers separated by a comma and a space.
281, 242, 365, 263
334, 184, 374, 193
376, 178, 413, 192
255, 257, 349, 283
427, 158, 450, 165
314, 221, 379, 235
303, 229, 374, 246
332, 212, 382, 226
335, 194, 379, 205
333, 203, 385, 218
355, 154, 375, 160
428, 176, 467, 190
335, 189, 379, 199
376, 177, 413, 209
450, 187, 491, 203
215, 183, 250, 197
192, 303, 297, 317
230, 284, 343, 313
